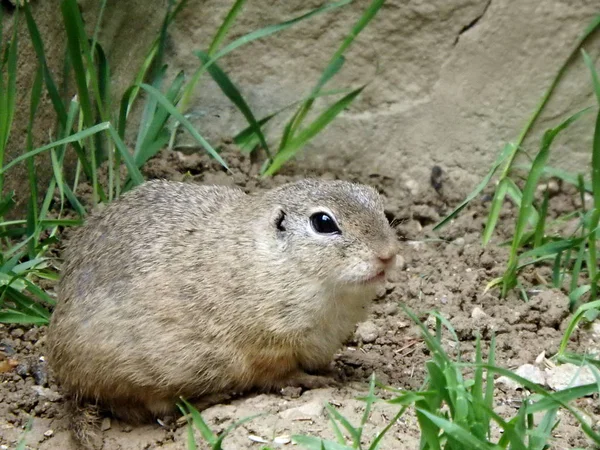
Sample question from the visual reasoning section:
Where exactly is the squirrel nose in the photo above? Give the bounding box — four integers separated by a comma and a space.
378, 253, 396, 266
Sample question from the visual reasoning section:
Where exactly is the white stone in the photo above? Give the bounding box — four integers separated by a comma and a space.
546, 363, 597, 391
279, 399, 325, 420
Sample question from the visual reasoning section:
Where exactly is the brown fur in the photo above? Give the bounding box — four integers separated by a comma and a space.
47, 179, 399, 448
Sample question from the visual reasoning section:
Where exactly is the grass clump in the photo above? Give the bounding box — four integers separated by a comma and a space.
435, 14, 600, 312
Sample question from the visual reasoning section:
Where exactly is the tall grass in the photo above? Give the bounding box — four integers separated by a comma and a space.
203, 0, 386, 176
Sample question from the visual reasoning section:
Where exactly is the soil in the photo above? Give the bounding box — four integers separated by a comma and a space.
1, 147, 599, 449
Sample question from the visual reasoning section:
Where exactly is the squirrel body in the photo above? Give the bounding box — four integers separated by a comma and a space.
47, 179, 398, 445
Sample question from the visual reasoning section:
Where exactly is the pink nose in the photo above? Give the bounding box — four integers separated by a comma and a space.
378, 254, 395, 266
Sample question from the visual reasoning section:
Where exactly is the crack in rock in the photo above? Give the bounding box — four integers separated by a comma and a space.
454, 0, 493, 46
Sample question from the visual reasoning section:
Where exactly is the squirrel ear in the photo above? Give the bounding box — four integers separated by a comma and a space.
270, 206, 287, 232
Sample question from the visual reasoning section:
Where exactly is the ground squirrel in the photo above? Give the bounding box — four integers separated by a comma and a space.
47, 178, 399, 448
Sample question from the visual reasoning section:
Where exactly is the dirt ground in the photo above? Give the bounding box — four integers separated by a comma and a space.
1, 147, 599, 449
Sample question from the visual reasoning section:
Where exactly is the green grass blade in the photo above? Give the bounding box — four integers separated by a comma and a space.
106, 125, 145, 186
519, 235, 585, 260
325, 403, 360, 446
582, 49, 600, 105
588, 109, 600, 299
479, 364, 600, 444
533, 188, 550, 247
0, 122, 111, 175
123, 0, 188, 122
434, 143, 514, 230
416, 409, 495, 450
23, 2, 99, 190
514, 163, 592, 192
0, 310, 49, 325
3, 287, 51, 321
283, 0, 384, 146
135, 65, 166, 157
359, 373, 377, 432
136, 71, 185, 166
180, 0, 352, 113
233, 87, 353, 152
292, 435, 353, 450
197, 50, 271, 159
558, 300, 600, 355
502, 108, 591, 296
177, 398, 217, 445
0, 192, 15, 217
328, 410, 347, 445
208, 0, 246, 56
279, 56, 345, 151
60, 0, 95, 128
139, 83, 229, 170
264, 86, 365, 176
482, 178, 508, 245
0, 4, 18, 163
569, 239, 586, 300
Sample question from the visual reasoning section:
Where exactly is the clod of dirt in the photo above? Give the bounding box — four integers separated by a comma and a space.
355, 321, 379, 344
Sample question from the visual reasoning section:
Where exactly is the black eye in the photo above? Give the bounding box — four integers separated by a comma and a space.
310, 212, 341, 234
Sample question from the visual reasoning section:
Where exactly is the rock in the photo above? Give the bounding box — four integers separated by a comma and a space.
404, 180, 419, 196
471, 306, 487, 321
387, 256, 405, 283
10, 328, 24, 338
453, 237, 465, 247
515, 364, 546, 386
43, 429, 54, 438
496, 364, 546, 390
355, 321, 379, 343
546, 363, 597, 391
31, 386, 62, 402
101, 418, 111, 431
395, 255, 406, 271
495, 375, 519, 391
279, 399, 324, 420
274, 436, 291, 444
249, 435, 269, 444
32, 360, 48, 386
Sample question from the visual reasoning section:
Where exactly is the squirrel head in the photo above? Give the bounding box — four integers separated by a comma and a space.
255, 179, 399, 292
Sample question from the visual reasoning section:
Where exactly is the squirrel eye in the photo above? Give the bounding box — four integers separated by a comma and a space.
310, 212, 341, 235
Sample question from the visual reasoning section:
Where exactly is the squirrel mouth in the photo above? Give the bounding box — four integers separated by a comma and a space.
362, 270, 386, 284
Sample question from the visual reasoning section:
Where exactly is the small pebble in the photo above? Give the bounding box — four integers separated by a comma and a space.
43, 429, 54, 438
31, 386, 62, 402
453, 237, 465, 247
10, 328, 24, 338
274, 436, 291, 444
101, 417, 111, 431
248, 435, 268, 443
471, 306, 487, 321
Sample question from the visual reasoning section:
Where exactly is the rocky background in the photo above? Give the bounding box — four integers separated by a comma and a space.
2, 0, 600, 205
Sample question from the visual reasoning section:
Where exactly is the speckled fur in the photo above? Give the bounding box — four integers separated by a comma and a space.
47, 178, 399, 446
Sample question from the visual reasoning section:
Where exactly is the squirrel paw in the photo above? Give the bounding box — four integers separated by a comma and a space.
280, 371, 341, 391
